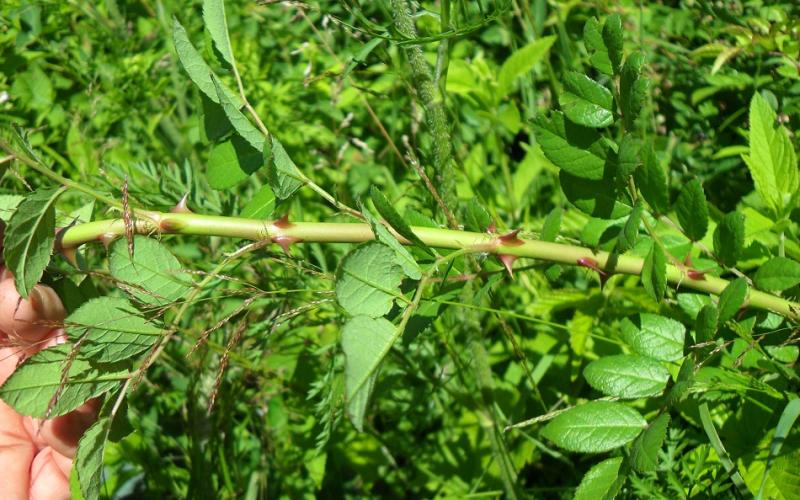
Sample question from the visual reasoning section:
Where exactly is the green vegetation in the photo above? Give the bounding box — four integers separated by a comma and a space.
1, 0, 800, 498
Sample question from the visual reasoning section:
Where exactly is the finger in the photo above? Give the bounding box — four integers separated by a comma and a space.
38, 398, 101, 459
0, 279, 66, 348
0, 398, 36, 499
29, 447, 70, 500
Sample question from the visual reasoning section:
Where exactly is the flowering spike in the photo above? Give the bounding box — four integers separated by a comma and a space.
170, 193, 193, 214
274, 235, 300, 254
498, 229, 523, 247
497, 254, 517, 277
274, 214, 292, 228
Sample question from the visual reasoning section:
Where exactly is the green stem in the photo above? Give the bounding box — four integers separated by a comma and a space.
58, 211, 800, 321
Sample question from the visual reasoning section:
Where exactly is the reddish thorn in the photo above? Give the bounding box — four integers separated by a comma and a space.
61, 247, 79, 268
687, 269, 706, 281
497, 254, 517, 277
683, 254, 694, 267
273, 214, 292, 228
577, 256, 610, 286
170, 193, 193, 214
98, 233, 118, 249
487, 221, 497, 234
498, 229, 523, 247
274, 235, 300, 254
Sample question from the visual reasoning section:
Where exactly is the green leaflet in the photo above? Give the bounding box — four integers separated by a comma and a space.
695, 304, 719, 343
541, 207, 562, 242
559, 72, 614, 128
0, 344, 127, 418
621, 313, 685, 362
583, 354, 670, 399
360, 202, 421, 280
203, 0, 234, 66
630, 413, 670, 473
742, 93, 799, 217
541, 401, 646, 453
463, 198, 493, 233
584, 17, 613, 75
74, 416, 111, 500
0, 194, 24, 222
560, 171, 631, 220
335, 242, 405, 318
210, 73, 265, 151
574, 457, 624, 500
713, 211, 745, 268
370, 186, 432, 255
341, 316, 397, 431
240, 184, 276, 219
602, 14, 624, 74
496, 35, 556, 101
754, 257, 800, 292
617, 201, 643, 252
534, 111, 609, 180
65, 297, 162, 363
617, 134, 642, 179
675, 178, 709, 241
207, 136, 264, 189
109, 236, 194, 306
3, 186, 66, 298
268, 136, 305, 200
620, 51, 646, 130
635, 143, 669, 214
717, 277, 748, 323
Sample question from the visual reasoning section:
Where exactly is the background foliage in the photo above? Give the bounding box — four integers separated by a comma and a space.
1, 0, 800, 498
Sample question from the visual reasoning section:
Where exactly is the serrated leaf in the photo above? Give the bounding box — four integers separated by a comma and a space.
718, 277, 748, 323
172, 17, 240, 106
268, 136, 305, 200
754, 257, 800, 292
602, 14, 624, 74
360, 203, 421, 280
207, 136, 263, 189
0, 194, 24, 222
742, 92, 799, 217
0, 344, 127, 418
617, 134, 642, 179
713, 211, 745, 268
620, 51, 646, 130
584, 18, 613, 75
3, 186, 66, 298
463, 198, 492, 233
584, 354, 670, 399
240, 184, 275, 219
109, 236, 194, 306
695, 304, 719, 343
617, 201, 643, 252
65, 297, 162, 363
534, 112, 609, 180
496, 35, 556, 100
559, 72, 614, 128
370, 186, 432, 255
621, 313, 685, 362
574, 457, 624, 500
675, 178, 708, 241
74, 416, 111, 500
335, 242, 404, 317
203, 0, 234, 65
210, 73, 265, 151
641, 240, 666, 302
635, 144, 669, 214
630, 413, 670, 473
341, 316, 397, 431
559, 171, 631, 219
541, 401, 646, 453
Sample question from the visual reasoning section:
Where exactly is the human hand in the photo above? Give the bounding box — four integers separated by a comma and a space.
0, 271, 99, 499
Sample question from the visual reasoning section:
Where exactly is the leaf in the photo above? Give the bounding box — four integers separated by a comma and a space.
240, 185, 275, 219
641, 240, 666, 302
559, 72, 614, 128
541, 207, 562, 242
0, 194, 24, 222
695, 304, 719, 343
268, 137, 305, 200
0, 344, 127, 418
210, 73, 265, 151
621, 313, 685, 362
463, 198, 492, 233
713, 211, 745, 268
172, 18, 240, 106
203, 0, 234, 66
533, 111, 609, 180
541, 401, 647, 453
635, 144, 669, 214
617, 201, 643, 252
675, 178, 709, 241
617, 134, 642, 179
335, 242, 405, 318
630, 413, 670, 473
109, 236, 194, 306
65, 297, 162, 363
341, 316, 397, 431
584, 18, 613, 75
496, 35, 556, 100
360, 203, 421, 280
583, 354, 670, 399
74, 416, 111, 500
370, 186, 432, 255
3, 186, 66, 298
574, 457, 624, 500
207, 136, 264, 189
620, 51, 646, 130
758, 399, 800, 499
754, 257, 800, 292
742, 92, 798, 216
602, 14, 624, 75
717, 277, 748, 323
559, 171, 631, 220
